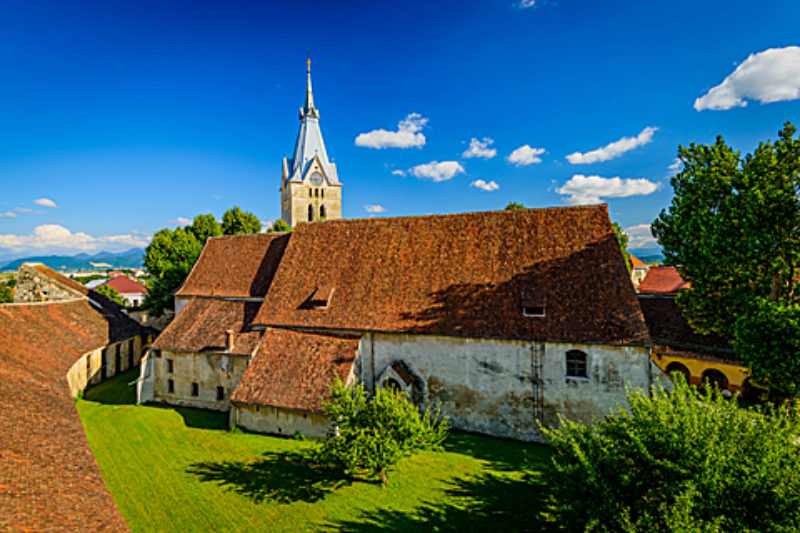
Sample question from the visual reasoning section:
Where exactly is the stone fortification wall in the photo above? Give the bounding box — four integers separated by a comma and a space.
14, 264, 81, 303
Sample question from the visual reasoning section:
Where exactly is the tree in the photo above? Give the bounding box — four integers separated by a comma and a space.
541, 377, 800, 532
142, 208, 262, 316
95, 284, 128, 307
612, 221, 631, 272
505, 201, 526, 210
268, 218, 292, 233
317, 379, 449, 486
221, 206, 261, 235
652, 122, 800, 394
0, 283, 12, 303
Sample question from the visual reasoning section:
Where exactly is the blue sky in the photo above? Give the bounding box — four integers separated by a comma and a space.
1, 0, 799, 260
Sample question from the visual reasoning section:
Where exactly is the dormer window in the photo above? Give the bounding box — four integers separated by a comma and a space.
308, 286, 334, 309
521, 290, 546, 317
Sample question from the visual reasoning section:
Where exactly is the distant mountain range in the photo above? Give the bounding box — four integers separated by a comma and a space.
629, 248, 664, 265
0, 248, 145, 272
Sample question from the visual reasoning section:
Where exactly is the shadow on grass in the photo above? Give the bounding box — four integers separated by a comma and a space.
187, 450, 349, 504
143, 402, 229, 430
83, 368, 139, 405
321, 469, 555, 532
443, 431, 552, 472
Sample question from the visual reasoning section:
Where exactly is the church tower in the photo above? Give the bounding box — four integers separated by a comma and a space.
280, 59, 342, 227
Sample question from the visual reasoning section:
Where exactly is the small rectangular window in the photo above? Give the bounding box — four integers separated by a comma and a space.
217, 386, 225, 401
191, 382, 199, 397
167, 359, 173, 374
566, 350, 588, 378
521, 291, 546, 317
168, 379, 174, 393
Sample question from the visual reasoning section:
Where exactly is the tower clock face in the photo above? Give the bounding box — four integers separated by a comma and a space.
310, 172, 323, 185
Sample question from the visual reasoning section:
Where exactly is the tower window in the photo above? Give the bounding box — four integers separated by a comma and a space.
315, 188, 319, 197
320, 205, 326, 219
309, 189, 313, 198
308, 204, 314, 222
321, 189, 324, 198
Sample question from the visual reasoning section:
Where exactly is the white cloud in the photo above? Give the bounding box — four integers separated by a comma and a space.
355, 113, 428, 149
408, 161, 465, 182
625, 224, 659, 249
14, 207, 32, 213
167, 217, 192, 226
668, 158, 682, 173
0, 224, 150, 254
519, 0, 536, 7
470, 179, 500, 191
0, 211, 17, 218
556, 175, 659, 204
695, 46, 800, 111
391, 169, 406, 176
364, 204, 387, 213
34, 198, 57, 208
566, 127, 657, 164
507, 145, 545, 166
462, 138, 497, 159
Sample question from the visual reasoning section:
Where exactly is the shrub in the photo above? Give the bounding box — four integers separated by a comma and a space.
540, 376, 800, 532
318, 379, 449, 486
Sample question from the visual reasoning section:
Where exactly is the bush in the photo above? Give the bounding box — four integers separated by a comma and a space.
540, 376, 800, 532
317, 379, 449, 486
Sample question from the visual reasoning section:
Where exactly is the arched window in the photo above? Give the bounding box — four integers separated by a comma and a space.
321, 189, 325, 198
308, 189, 312, 198
565, 350, 588, 378
308, 204, 314, 222
702, 369, 728, 391
320, 205, 326, 219
315, 188, 319, 197
666, 362, 691, 384
382, 378, 402, 392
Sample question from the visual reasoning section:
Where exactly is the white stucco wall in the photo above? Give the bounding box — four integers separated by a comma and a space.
357, 333, 651, 441
230, 404, 329, 439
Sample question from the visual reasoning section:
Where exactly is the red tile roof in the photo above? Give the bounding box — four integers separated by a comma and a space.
0, 300, 135, 531
629, 253, 646, 267
638, 295, 736, 364
103, 275, 147, 295
230, 328, 359, 412
151, 298, 263, 356
637, 266, 691, 295
175, 233, 290, 298
252, 206, 650, 345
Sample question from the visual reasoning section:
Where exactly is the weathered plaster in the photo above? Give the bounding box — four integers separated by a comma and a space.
230, 404, 329, 439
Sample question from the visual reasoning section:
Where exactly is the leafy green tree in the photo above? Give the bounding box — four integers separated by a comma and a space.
652, 122, 800, 394
142, 227, 202, 316
318, 379, 449, 486
268, 218, 292, 233
505, 201, 526, 210
95, 284, 128, 307
0, 283, 13, 303
221, 206, 261, 235
191, 213, 222, 243
612, 221, 631, 273
541, 377, 800, 532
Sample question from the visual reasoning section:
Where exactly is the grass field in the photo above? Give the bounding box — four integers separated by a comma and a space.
77, 369, 553, 532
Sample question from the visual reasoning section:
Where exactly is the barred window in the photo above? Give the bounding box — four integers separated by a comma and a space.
566, 350, 588, 378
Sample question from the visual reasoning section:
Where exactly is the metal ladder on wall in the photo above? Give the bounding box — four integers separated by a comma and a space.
530, 343, 545, 424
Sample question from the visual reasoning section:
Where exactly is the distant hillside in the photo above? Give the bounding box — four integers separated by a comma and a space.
0, 248, 145, 272
629, 248, 664, 265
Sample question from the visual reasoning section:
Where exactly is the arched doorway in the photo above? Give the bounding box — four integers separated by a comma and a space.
665, 362, 691, 384
702, 369, 728, 391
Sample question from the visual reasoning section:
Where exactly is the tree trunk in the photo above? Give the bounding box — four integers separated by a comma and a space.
380, 470, 387, 487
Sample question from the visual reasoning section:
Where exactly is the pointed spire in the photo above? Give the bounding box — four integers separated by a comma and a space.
301, 57, 319, 119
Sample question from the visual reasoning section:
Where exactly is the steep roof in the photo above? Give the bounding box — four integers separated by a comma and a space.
637, 266, 690, 295
151, 298, 262, 356
230, 329, 359, 412
638, 295, 736, 364
629, 253, 647, 268
175, 233, 290, 299
252, 205, 650, 345
0, 300, 139, 531
103, 275, 147, 295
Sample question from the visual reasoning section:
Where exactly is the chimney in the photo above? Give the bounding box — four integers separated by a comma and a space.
226, 330, 235, 352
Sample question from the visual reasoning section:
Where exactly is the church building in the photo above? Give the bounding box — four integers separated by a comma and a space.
280, 60, 342, 226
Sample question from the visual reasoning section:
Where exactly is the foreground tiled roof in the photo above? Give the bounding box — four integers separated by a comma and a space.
637, 266, 690, 295
253, 206, 650, 345
0, 300, 133, 531
230, 328, 359, 412
103, 275, 147, 295
638, 295, 736, 364
175, 233, 290, 298
151, 298, 262, 356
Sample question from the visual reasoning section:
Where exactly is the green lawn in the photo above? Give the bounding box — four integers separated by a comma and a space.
77, 369, 553, 532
